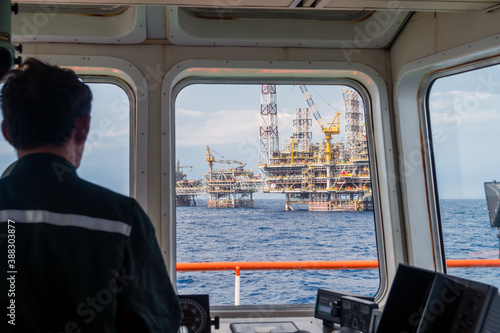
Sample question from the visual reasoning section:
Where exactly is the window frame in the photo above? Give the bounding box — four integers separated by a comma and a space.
162, 60, 401, 313
394, 34, 500, 274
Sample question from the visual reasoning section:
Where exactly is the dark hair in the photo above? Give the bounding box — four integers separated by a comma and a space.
1, 58, 92, 150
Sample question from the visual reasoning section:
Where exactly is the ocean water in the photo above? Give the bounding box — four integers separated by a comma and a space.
176, 199, 500, 306
440, 199, 500, 285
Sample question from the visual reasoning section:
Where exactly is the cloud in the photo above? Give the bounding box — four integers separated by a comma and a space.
176, 109, 260, 147
431, 105, 500, 129
429, 88, 500, 132
177, 108, 204, 118
101, 128, 129, 138
428, 92, 456, 113
84, 128, 129, 155
175, 107, 315, 148
84, 142, 117, 154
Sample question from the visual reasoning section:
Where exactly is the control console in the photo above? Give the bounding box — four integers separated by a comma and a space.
314, 289, 377, 332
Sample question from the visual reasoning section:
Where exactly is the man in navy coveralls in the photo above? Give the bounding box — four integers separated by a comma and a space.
0, 58, 182, 332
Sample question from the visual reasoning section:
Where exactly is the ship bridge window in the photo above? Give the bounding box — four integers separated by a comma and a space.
0, 82, 130, 196
428, 64, 500, 288
175, 83, 379, 305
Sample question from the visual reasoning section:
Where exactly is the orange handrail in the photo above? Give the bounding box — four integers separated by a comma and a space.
176, 259, 500, 272
447, 259, 500, 268
177, 259, 500, 305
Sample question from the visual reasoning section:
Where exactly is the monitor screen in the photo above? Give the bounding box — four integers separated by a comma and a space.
376, 264, 437, 333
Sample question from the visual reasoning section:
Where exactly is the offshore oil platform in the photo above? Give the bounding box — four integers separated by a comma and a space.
175, 160, 204, 206
258, 84, 372, 211
176, 84, 372, 211
204, 147, 264, 208
175, 149, 264, 208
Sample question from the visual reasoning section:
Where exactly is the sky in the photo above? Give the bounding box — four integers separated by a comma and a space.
1, 67, 500, 199
428, 65, 500, 199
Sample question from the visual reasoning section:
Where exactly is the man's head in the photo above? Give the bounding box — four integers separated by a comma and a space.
1, 58, 92, 167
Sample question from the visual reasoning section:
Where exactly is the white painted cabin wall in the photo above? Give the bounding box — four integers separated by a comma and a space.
391, 10, 500, 80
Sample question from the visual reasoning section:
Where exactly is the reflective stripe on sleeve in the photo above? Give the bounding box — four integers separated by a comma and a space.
0, 209, 132, 236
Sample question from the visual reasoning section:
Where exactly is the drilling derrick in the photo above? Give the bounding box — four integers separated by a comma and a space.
258, 84, 279, 170
342, 86, 364, 160
293, 108, 312, 151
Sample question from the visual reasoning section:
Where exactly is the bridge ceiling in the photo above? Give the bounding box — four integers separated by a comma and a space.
12, 1, 500, 11
10, 1, 500, 47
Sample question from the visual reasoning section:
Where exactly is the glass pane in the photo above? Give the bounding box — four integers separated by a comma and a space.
175, 84, 378, 305
0, 82, 130, 196
428, 66, 500, 288
78, 83, 130, 196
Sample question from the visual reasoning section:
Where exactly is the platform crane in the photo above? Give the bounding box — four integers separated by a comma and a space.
206, 146, 244, 173
299, 85, 341, 163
